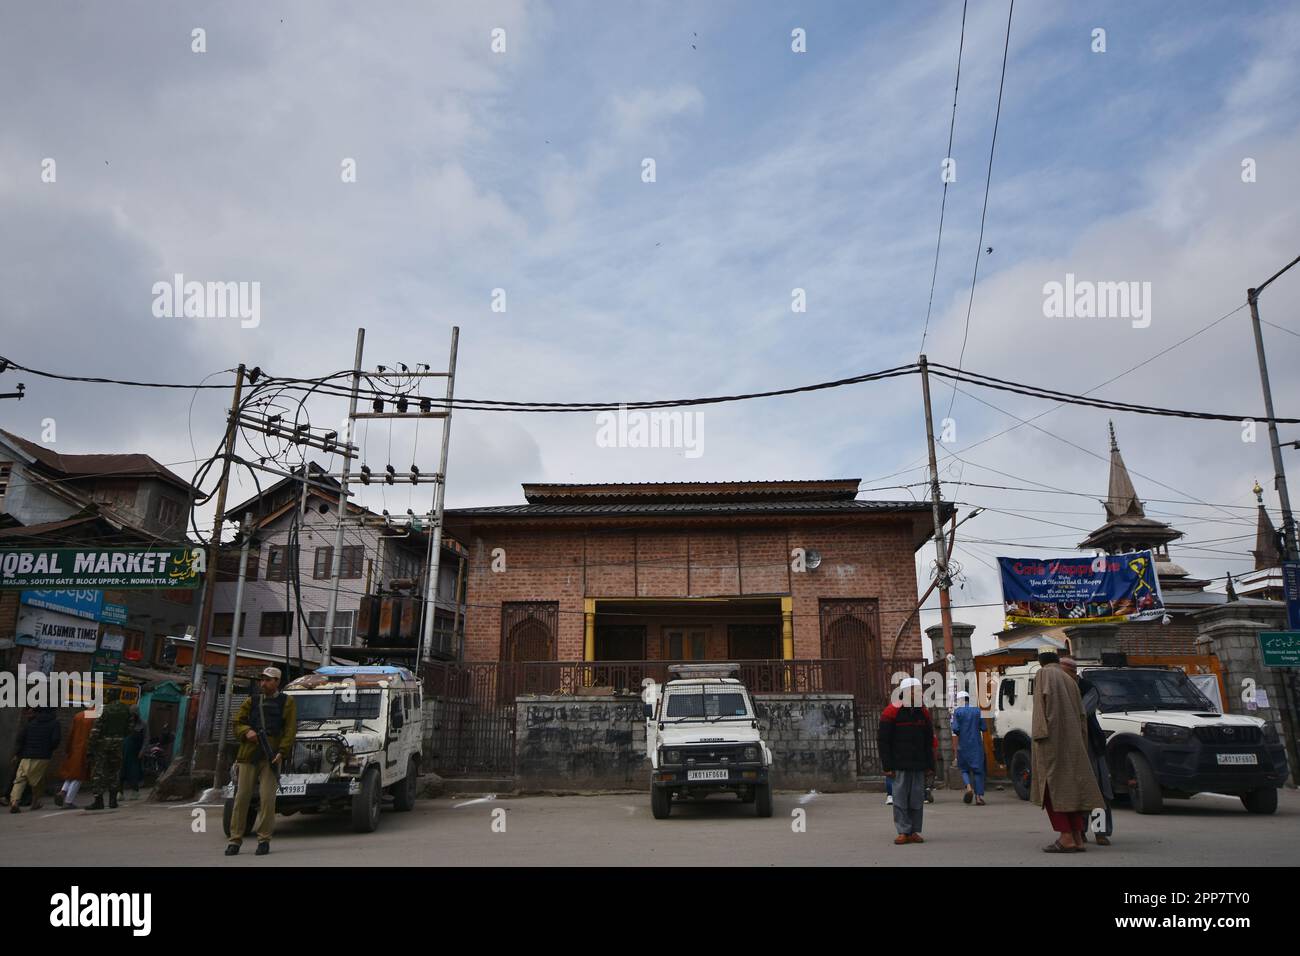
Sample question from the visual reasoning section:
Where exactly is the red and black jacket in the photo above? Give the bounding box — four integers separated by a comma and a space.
878, 704, 937, 772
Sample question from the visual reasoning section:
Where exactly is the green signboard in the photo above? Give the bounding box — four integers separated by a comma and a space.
0, 547, 204, 590
1258, 631, 1300, 668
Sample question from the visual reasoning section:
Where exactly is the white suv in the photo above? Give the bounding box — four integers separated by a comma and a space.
992, 661, 1287, 814
222, 664, 423, 835
643, 664, 774, 819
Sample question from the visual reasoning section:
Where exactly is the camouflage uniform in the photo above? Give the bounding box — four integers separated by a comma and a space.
88, 700, 131, 800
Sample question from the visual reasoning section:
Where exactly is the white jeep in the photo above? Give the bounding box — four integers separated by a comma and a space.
992, 660, 1287, 814
222, 664, 423, 835
643, 663, 774, 819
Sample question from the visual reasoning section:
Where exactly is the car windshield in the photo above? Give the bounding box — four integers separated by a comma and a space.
290, 689, 382, 721
664, 687, 750, 720
1085, 670, 1214, 713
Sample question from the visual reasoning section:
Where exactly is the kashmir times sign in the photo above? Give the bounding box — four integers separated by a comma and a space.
0, 547, 204, 590
998, 550, 1165, 626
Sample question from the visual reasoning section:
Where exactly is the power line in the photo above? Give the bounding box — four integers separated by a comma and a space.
919, 0, 968, 353
945, 0, 1014, 419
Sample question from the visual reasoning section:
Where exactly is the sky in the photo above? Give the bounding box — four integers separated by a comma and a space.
2, 0, 1298, 655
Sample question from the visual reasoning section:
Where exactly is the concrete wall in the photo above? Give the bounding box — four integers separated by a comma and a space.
510, 692, 859, 792
516, 696, 646, 790
754, 694, 858, 788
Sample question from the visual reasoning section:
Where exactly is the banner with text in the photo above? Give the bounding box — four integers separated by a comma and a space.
998, 550, 1165, 626
0, 547, 204, 589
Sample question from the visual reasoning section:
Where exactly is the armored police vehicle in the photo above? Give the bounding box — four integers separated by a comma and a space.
222, 664, 423, 835
643, 663, 774, 819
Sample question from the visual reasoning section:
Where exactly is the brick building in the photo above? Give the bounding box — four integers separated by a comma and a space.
443, 480, 950, 674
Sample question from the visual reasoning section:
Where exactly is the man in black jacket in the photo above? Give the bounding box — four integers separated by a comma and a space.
878, 677, 937, 844
9, 707, 62, 813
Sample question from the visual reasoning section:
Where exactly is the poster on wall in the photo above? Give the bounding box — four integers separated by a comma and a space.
15, 605, 101, 653
998, 550, 1165, 626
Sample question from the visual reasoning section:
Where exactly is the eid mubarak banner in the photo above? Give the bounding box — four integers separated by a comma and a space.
0, 547, 204, 590
998, 550, 1164, 626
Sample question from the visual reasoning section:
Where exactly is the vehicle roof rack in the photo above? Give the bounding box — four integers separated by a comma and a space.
666, 662, 742, 680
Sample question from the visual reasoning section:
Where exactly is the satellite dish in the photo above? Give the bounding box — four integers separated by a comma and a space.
805, 549, 822, 570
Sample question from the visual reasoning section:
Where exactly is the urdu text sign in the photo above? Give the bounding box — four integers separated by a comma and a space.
0, 548, 203, 589
1258, 631, 1300, 668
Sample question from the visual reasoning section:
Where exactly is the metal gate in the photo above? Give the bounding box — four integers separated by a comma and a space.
421, 662, 518, 776
818, 598, 931, 776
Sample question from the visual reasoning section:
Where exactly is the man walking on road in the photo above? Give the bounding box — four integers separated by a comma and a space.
87, 690, 131, 811
1061, 658, 1114, 846
879, 676, 937, 845
1032, 652, 1103, 853
950, 691, 986, 806
8, 707, 61, 812
226, 667, 297, 857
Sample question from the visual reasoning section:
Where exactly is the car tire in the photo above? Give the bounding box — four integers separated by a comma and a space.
1241, 788, 1278, 815
1126, 752, 1162, 814
351, 768, 381, 833
755, 782, 773, 818
392, 758, 418, 812
651, 786, 671, 819
222, 798, 254, 838
1009, 749, 1032, 802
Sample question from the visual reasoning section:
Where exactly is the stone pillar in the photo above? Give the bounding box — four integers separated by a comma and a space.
1194, 605, 1296, 784
925, 622, 977, 787
1063, 623, 1121, 661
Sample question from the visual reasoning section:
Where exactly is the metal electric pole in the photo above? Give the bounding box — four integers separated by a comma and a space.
919, 354, 955, 659
322, 328, 366, 666
419, 326, 459, 667
183, 364, 246, 774
1248, 252, 1300, 560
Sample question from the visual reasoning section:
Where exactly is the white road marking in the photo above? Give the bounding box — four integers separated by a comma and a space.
454, 794, 497, 808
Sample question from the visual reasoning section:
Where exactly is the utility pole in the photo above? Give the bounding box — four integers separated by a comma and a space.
1247, 252, 1300, 796
183, 364, 246, 774
919, 354, 955, 659
419, 326, 460, 666
323, 329, 366, 666
1249, 252, 1300, 560
214, 513, 254, 789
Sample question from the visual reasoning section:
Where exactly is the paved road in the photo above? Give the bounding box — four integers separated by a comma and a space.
5, 784, 1298, 866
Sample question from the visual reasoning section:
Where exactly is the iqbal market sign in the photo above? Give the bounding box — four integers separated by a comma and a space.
998, 549, 1165, 626
0, 547, 204, 590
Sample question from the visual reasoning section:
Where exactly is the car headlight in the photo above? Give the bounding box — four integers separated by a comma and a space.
325, 744, 345, 766
1262, 723, 1279, 744
1142, 722, 1192, 743
663, 749, 681, 765
743, 746, 759, 762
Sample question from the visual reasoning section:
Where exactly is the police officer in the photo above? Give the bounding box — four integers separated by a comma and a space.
88, 689, 131, 810
225, 666, 297, 857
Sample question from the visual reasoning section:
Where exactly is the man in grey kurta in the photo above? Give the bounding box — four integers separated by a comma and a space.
1031, 655, 1103, 852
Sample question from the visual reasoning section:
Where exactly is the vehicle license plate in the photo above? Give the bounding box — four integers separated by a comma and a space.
277, 781, 308, 795
687, 769, 728, 781
1216, 753, 1257, 766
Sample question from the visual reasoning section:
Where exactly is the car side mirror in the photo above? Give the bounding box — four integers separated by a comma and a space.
643, 703, 653, 719
391, 708, 404, 730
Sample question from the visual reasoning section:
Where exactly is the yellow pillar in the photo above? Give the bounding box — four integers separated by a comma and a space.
584, 599, 596, 662
780, 597, 794, 660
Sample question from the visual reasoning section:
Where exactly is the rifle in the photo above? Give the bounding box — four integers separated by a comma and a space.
253, 694, 281, 787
